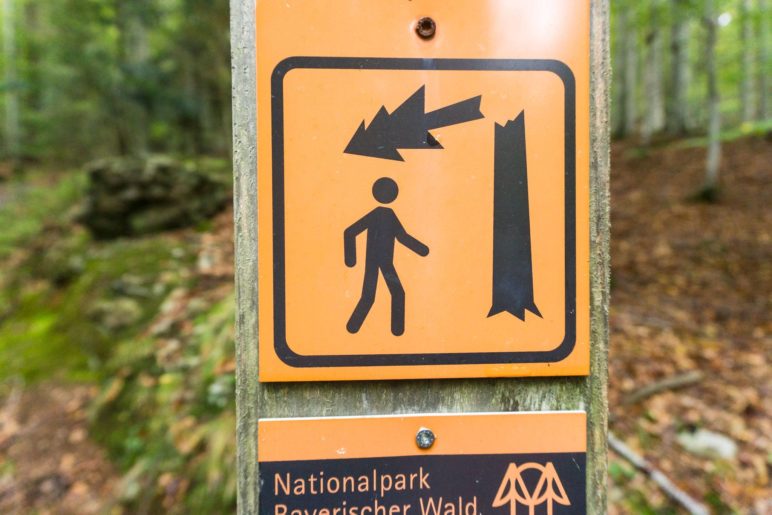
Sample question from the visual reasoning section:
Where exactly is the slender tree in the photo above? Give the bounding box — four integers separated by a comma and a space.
758, 0, 769, 120
612, 5, 627, 137
667, 0, 691, 135
614, 1, 639, 138
702, 0, 721, 199
115, 0, 152, 155
2, 0, 20, 164
623, 2, 639, 137
740, 0, 756, 122
173, 0, 231, 155
642, 0, 666, 143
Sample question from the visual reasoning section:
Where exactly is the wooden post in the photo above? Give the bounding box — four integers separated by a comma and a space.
231, 1, 610, 513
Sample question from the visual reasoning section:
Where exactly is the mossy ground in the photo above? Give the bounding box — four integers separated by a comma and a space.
0, 172, 196, 381
0, 167, 236, 513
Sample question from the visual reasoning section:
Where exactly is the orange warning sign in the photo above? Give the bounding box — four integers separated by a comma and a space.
258, 412, 587, 514
257, 1, 590, 381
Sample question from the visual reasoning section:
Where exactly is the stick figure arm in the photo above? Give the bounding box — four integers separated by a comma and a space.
344, 213, 372, 267
395, 222, 430, 257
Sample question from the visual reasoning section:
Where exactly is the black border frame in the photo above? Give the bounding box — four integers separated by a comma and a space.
270, 57, 576, 368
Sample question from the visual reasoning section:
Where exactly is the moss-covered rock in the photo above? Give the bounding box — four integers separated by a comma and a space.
88, 298, 143, 332
80, 156, 230, 239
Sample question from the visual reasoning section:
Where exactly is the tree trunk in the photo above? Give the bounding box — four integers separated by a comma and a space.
642, 1, 666, 143
613, 7, 625, 136
703, 0, 721, 196
22, 1, 50, 159
758, 0, 769, 120
623, 3, 638, 137
219, 81, 233, 156
115, 1, 149, 156
2, 0, 20, 164
199, 85, 215, 154
740, 0, 755, 123
614, 4, 635, 137
180, 58, 200, 155
667, 0, 691, 135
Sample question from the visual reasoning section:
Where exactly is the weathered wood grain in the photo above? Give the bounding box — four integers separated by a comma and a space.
231, 0, 259, 513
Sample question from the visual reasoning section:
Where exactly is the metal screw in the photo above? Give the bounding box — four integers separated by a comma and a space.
416, 428, 435, 449
415, 17, 436, 40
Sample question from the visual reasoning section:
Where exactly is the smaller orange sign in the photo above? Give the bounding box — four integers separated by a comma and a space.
258, 412, 587, 514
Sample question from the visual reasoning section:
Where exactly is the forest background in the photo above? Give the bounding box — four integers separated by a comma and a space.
0, 0, 769, 513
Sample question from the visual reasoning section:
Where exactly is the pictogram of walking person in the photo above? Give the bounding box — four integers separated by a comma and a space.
344, 177, 429, 336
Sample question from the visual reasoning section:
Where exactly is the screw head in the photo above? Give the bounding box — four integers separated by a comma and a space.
415, 17, 436, 40
416, 428, 436, 450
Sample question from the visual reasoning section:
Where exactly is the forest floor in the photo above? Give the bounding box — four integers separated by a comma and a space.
607, 135, 771, 513
0, 384, 117, 514
0, 134, 769, 513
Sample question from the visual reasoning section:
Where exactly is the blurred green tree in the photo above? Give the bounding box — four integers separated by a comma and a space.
0, 0, 230, 165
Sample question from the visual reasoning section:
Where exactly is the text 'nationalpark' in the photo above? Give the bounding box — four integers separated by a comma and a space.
272, 467, 479, 515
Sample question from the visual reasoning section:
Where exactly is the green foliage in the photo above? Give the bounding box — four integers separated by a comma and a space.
0, 165, 235, 512
609, 460, 680, 514
609, 460, 636, 483
623, 491, 680, 515
91, 298, 237, 513
0, 172, 196, 381
1, 0, 231, 164
0, 234, 193, 380
704, 489, 735, 513
675, 118, 772, 147
0, 171, 84, 258
610, 0, 770, 138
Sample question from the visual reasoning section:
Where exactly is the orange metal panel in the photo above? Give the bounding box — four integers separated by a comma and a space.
256, 1, 590, 381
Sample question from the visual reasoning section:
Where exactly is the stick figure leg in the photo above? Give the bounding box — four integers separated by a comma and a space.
347, 262, 379, 334
381, 264, 405, 336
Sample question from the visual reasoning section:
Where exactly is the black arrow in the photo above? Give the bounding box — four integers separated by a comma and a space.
344, 86, 484, 161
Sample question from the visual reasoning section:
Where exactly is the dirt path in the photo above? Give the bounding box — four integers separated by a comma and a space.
0, 384, 118, 515
609, 136, 771, 511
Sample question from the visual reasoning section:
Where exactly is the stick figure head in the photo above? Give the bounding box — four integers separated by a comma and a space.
373, 177, 399, 204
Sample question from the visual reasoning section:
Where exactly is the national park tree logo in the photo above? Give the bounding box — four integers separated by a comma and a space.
492, 462, 571, 515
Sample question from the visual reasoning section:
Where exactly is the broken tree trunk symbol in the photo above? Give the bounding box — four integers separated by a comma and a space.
489, 111, 542, 320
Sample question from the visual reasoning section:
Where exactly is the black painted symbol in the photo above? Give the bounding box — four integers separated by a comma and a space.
344, 85, 484, 161
344, 178, 430, 336
344, 86, 541, 328
489, 111, 542, 320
